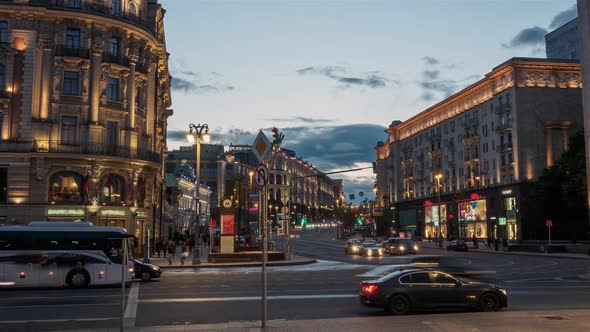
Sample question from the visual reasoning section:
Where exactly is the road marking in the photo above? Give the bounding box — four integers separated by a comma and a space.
123, 281, 139, 328
0, 303, 119, 308
0, 317, 118, 324
0, 294, 120, 301
141, 294, 357, 304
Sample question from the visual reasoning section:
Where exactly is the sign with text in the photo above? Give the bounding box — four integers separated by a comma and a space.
222, 214, 235, 235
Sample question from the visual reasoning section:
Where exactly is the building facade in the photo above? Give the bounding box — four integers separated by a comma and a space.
0, 0, 172, 249
546, 18, 580, 60
374, 58, 583, 241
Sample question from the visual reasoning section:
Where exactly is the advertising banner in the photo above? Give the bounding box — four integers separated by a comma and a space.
221, 214, 235, 235
459, 199, 487, 222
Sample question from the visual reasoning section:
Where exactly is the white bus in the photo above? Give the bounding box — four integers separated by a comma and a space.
0, 222, 134, 288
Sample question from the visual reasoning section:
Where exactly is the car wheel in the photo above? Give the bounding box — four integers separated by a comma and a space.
479, 293, 500, 312
141, 271, 152, 282
387, 295, 410, 315
68, 270, 89, 288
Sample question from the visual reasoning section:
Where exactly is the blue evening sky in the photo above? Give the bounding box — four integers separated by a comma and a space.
159, 0, 576, 201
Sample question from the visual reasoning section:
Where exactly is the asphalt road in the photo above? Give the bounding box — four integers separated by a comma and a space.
0, 229, 589, 331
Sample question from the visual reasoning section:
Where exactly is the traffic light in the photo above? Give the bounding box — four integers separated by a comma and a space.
357, 218, 363, 225
271, 127, 284, 145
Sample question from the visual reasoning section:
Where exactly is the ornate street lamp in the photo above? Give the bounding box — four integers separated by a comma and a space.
186, 123, 211, 263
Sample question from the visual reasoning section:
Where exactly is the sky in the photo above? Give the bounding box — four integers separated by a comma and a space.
159, 0, 577, 202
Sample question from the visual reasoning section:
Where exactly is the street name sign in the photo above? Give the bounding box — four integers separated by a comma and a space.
252, 131, 272, 162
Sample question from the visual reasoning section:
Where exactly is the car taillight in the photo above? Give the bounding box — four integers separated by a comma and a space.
362, 284, 379, 295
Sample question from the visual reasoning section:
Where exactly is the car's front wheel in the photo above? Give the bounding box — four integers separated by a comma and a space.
387, 295, 410, 315
479, 293, 500, 312
141, 271, 152, 282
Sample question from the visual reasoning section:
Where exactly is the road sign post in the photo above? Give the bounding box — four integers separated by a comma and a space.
546, 219, 553, 247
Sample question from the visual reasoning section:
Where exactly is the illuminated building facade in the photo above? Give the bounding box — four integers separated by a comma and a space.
0, 0, 172, 249
375, 58, 583, 240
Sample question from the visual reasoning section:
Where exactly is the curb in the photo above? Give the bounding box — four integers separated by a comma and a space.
157, 258, 317, 269
420, 244, 590, 260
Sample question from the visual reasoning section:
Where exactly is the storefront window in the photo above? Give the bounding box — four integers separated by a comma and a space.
99, 174, 126, 204
458, 199, 487, 238
49, 171, 83, 203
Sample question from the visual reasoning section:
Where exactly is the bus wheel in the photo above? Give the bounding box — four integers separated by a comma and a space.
67, 270, 89, 288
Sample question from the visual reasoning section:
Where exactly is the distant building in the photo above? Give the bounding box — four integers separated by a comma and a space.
374, 58, 583, 241
546, 18, 580, 59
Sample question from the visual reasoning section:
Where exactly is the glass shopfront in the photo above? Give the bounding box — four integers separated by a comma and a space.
458, 199, 487, 239
425, 204, 446, 239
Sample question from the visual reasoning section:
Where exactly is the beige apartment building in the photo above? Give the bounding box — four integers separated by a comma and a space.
374, 58, 582, 241
0, 0, 172, 247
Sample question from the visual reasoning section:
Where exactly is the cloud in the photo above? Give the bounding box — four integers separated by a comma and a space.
296, 66, 391, 89
422, 56, 440, 65
549, 5, 577, 29
268, 116, 335, 124
418, 75, 480, 101
171, 77, 197, 93
170, 71, 235, 94
422, 70, 440, 80
502, 26, 548, 48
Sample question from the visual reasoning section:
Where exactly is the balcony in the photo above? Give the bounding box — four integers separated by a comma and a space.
495, 101, 511, 113
462, 117, 479, 128
106, 99, 125, 110
60, 94, 83, 104
55, 45, 90, 59
17, 140, 162, 163
495, 121, 513, 132
136, 106, 146, 118
103, 53, 127, 66
496, 143, 513, 153
28, 1, 156, 35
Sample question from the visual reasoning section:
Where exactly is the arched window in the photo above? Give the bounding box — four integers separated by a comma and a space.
49, 171, 84, 203
99, 173, 126, 204
128, 2, 137, 16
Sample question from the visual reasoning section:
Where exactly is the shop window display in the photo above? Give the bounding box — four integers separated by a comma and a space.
49, 171, 83, 203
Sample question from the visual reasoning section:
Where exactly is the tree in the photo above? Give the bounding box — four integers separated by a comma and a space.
530, 132, 589, 240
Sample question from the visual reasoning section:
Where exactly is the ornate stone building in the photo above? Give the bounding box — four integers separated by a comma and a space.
374, 58, 582, 241
0, 0, 172, 248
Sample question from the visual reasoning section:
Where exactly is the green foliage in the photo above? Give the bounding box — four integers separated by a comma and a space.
531, 132, 589, 240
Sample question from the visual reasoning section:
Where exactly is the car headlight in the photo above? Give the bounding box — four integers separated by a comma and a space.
152, 266, 159, 271
378, 249, 383, 254
413, 245, 418, 251
399, 245, 405, 251
499, 289, 507, 296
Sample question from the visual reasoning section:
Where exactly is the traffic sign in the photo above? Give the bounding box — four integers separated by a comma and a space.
546, 219, 553, 227
255, 163, 269, 188
252, 131, 272, 162
222, 199, 232, 208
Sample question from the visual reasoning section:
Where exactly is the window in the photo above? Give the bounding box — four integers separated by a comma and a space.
111, 0, 122, 16
49, 171, 83, 203
0, 168, 6, 204
109, 37, 120, 57
430, 272, 457, 284
65, 0, 81, 8
0, 64, 5, 91
63, 71, 80, 95
409, 272, 432, 284
99, 173, 126, 204
107, 77, 119, 100
61, 116, 77, 145
129, 2, 138, 16
0, 21, 7, 43
399, 274, 411, 284
65, 29, 80, 49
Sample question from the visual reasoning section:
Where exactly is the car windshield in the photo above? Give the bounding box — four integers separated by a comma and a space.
362, 243, 378, 248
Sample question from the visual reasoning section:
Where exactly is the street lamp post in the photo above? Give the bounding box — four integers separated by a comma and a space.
186, 123, 211, 264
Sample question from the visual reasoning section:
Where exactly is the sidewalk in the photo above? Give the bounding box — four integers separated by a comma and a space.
145, 245, 316, 268
419, 240, 590, 259
72, 308, 590, 331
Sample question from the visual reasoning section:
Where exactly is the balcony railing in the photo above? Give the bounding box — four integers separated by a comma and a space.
55, 45, 90, 59
136, 107, 146, 118
0, 140, 160, 163
496, 143, 513, 153
106, 99, 125, 110
60, 94, 83, 104
495, 101, 511, 113
495, 121, 513, 132
28, 0, 156, 35
102, 53, 126, 65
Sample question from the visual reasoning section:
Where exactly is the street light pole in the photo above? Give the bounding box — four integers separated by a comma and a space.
187, 123, 211, 263
435, 173, 443, 248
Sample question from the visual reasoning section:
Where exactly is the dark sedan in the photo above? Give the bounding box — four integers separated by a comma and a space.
359, 243, 384, 257
447, 240, 469, 251
359, 269, 507, 315
133, 259, 162, 281
387, 238, 419, 255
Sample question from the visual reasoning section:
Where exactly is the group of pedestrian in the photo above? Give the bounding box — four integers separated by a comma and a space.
486, 237, 509, 252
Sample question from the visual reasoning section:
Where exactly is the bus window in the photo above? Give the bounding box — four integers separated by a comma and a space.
106, 238, 124, 264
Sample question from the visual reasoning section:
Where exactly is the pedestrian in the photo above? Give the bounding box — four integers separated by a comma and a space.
503, 238, 508, 252
472, 235, 478, 249
487, 237, 491, 249
180, 241, 189, 265
494, 238, 499, 251
428, 233, 432, 243
188, 236, 194, 253
166, 241, 175, 265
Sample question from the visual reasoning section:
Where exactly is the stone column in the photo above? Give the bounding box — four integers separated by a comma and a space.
545, 126, 553, 167
88, 34, 105, 146
38, 39, 53, 120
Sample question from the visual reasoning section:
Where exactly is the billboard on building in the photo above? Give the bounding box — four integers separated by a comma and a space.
459, 199, 487, 222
